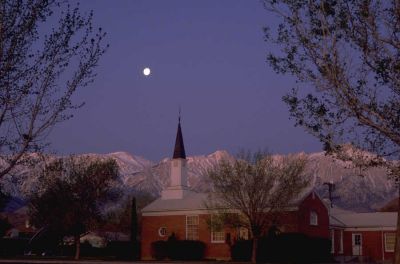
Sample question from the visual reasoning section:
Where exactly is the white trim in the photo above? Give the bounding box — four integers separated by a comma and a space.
339, 230, 343, 254
143, 210, 210, 216
310, 211, 318, 226
345, 227, 396, 231
143, 206, 300, 216
210, 215, 225, 243
211, 231, 225, 243
330, 229, 335, 253
352, 233, 362, 256
185, 215, 199, 240
384, 232, 395, 252
158, 227, 167, 237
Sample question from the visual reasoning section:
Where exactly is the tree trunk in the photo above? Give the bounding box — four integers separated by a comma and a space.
251, 236, 258, 263
395, 186, 400, 264
74, 234, 80, 260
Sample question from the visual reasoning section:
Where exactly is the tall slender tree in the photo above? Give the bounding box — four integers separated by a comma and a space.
130, 196, 139, 260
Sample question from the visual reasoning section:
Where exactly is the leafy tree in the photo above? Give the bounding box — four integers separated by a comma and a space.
0, 0, 107, 178
28, 156, 120, 260
263, 0, 400, 262
207, 152, 309, 263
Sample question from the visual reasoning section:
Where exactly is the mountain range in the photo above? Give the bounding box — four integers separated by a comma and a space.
0, 150, 396, 212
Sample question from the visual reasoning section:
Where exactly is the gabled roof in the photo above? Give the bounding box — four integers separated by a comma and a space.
142, 188, 318, 214
331, 212, 397, 228
142, 191, 208, 212
173, 121, 186, 159
288, 187, 321, 206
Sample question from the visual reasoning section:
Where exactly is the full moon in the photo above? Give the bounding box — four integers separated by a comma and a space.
143, 67, 151, 76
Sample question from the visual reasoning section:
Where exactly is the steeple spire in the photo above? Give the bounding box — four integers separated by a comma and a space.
173, 115, 186, 159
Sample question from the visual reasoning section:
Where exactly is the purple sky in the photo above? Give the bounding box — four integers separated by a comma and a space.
48, 0, 322, 161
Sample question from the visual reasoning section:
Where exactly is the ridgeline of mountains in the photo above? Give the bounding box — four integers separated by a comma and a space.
1, 150, 396, 212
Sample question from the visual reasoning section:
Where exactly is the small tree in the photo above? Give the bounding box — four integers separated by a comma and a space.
262, 0, 400, 262
130, 196, 139, 260
29, 156, 120, 260
0, 0, 107, 178
207, 153, 309, 263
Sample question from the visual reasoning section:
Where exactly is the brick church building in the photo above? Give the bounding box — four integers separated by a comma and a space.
140, 120, 330, 260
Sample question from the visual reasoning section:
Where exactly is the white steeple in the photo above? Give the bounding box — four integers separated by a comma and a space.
161, 117, 189, 200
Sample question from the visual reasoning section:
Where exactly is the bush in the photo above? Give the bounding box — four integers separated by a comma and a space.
231, 239, 252, 261
0, 238, 29, 256
231, 233, 332, 263
107, 241, 140, 260
151, 240, 168, 260
151, 238, 205, 260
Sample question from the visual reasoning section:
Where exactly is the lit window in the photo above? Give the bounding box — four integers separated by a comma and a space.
238, 227, 249, 240
186, 215, 199, 240
310, 211, 318, 226
385, 233, 395, 252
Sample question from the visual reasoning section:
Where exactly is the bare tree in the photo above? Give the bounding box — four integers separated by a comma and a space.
29, 156, 120, 260
262, 0, 400, 262
0, 0, 107, 178
207, 153, 309, 263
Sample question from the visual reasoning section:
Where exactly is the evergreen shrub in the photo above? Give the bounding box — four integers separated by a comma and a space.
151, 237, 205, 260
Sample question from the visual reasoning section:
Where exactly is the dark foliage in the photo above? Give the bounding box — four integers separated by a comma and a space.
231, 239, 252, 261
151, 240, 168, 260
231, 232, 332, 263
28, 156, 120, 259
130, 197, 139, 260
151, 237, 206, 261
0, 191, 10, 211
0, 238, 29, 257
0, 217, 12, 237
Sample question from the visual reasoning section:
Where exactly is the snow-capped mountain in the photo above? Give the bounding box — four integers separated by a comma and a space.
0, 150, 396, 212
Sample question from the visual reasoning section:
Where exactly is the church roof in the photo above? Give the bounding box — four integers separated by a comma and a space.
142, 191, 208, 213
142, 189, 318, 214
173, 121, 186, 159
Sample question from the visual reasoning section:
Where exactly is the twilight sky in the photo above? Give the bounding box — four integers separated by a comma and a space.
48, 0, 322, 161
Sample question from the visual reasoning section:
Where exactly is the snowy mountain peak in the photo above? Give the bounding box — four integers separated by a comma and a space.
0, 150, 396, 212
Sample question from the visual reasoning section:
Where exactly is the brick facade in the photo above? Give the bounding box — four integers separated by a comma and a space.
331, 229, 395, 262
141, 214, 232, 260
141, 191, 330, 260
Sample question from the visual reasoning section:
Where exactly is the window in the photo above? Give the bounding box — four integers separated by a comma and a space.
330, 229, 335, 253
186, 215, 199, 240
210, 215, 225, 243
211, 230, 225, 243
158, 227, 167, 237
238, 227, 249, 240
310, 211, 318, 226
385, 233, 395, 252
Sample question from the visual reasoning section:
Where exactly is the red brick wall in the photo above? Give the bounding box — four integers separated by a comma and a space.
141, 214, 232, 260
141, 192, 330, 260
341, 230, 394, 262
297, 193, 330, 238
